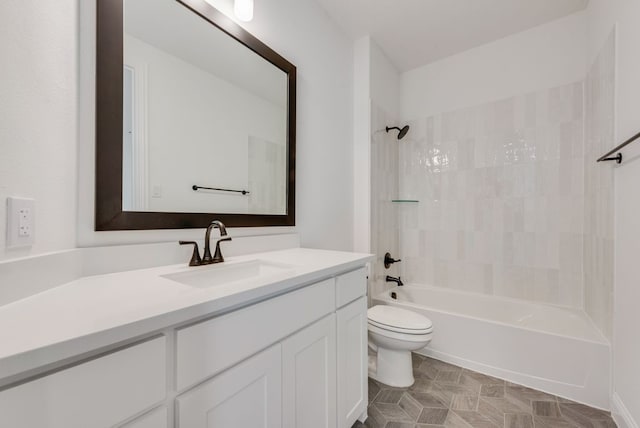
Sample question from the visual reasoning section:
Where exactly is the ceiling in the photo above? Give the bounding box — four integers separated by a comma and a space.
315, 0, 589, 71
125, 0, 286, 107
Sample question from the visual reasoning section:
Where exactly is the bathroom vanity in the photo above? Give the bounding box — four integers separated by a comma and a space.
0, 248, 372, 428
0, 0, 372, 425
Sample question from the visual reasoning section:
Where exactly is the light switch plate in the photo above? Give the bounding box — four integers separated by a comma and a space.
6, 197, 35, 248
152, 185, 163, 198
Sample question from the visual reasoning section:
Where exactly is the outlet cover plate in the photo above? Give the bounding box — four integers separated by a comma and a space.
6, 197, 35, 248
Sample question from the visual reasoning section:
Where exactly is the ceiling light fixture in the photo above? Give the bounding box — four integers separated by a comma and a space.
234, 0, 254, 22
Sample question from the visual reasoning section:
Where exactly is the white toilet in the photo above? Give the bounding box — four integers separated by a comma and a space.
367, 305, 433, 387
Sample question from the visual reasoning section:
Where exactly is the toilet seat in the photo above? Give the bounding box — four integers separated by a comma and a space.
367, 305, 433, 335
368, 323, 433, 344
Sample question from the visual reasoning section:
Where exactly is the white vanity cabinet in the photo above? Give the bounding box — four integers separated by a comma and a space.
0, 337, 167, 428
175, 268, 367, 428
178, 313, 342, 428
0, 263, 369, 428
335, 268, 368, 428
283, 314, 337, 428
177, 344, 283, 428
337, 297, 368, 428
175, 278, 336, 391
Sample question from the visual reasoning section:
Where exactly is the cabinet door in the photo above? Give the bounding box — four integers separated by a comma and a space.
177, 344, 282, 428
282, 314, 337, 428
337, 297, 368, 428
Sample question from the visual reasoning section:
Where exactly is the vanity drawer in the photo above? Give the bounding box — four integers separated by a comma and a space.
176, 278, 335, 390
0, 336, 166, 428
335, 268, 367, 308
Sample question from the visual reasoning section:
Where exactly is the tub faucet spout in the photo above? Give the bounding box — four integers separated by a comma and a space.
386, 275, 404, 286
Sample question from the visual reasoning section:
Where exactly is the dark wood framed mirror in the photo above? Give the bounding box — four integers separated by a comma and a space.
96, 0, 296, 230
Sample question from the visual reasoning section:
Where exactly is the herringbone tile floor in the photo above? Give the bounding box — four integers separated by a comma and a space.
353, 353, 616, 428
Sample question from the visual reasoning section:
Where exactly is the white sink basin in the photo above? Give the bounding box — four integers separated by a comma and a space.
162, 260, 296, 288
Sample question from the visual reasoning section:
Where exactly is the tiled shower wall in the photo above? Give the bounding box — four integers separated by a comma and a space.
397, 82, 586, 307
371, 36, 615, 335
584, 31, 615, 338
370, 102, 400, 299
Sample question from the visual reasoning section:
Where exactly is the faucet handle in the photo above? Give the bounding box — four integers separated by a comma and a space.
179, 241, 202, 267
213, 237, 232, 264
384, 252, 402, 269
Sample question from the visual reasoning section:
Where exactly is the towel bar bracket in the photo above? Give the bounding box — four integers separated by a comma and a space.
598, 153, 623, 164
597, 130, 640, 164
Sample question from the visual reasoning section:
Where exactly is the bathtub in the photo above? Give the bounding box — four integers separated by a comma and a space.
373, 285, 611, 409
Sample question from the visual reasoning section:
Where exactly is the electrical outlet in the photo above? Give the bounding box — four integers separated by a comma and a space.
18, 207, 31, 237
6, 197, 35, 248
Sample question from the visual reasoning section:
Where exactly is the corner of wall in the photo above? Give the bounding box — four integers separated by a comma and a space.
369, 39, 401, 119
612, 392, 639, 428
353, 36, 372, 253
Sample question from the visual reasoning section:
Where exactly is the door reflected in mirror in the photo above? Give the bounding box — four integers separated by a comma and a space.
122, 0, 288, 215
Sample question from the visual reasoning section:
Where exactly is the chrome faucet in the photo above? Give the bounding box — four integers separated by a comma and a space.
203, 220, 232, 264
386, 275, 404, 286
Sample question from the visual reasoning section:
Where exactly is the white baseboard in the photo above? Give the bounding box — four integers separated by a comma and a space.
612, 393, 638, 428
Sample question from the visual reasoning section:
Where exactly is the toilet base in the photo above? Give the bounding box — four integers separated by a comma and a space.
368, 347, 415, 388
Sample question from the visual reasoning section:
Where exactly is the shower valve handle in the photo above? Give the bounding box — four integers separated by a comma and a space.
384, 252, 402, 269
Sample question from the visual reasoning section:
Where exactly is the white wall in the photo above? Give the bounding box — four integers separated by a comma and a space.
401, 11, 587, 120
206, 0, 355, 251
73, 0, 355, 251
583, 30, 615, 341
586, 1, 640, 426
353, 36, 401, 253
369, 102, 400, 300
0, 0, 78, 262
352, 37, 372, 253
0, 0, 354, 259
370, 41, 400, 118
368, 40, 401, 299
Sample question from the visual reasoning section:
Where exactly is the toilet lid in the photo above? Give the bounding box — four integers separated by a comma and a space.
367, 305, 433, 334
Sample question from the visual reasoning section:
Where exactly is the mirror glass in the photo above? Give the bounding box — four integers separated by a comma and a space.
122, 0, 288, 215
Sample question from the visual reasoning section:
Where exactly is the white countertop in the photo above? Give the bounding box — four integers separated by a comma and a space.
0, 248, 372, 381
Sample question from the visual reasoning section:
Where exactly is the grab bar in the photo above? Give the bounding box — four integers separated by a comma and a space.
192, 185, 250, 195
597, 130, 640, 164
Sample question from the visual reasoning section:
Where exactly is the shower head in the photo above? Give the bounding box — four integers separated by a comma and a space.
386, 125, 410, 140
